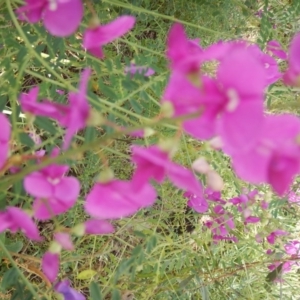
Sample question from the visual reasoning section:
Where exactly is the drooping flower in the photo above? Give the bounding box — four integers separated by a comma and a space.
24, 161, 80, 220
283, 33, 300, 86
131, 145, 203, 195
55, 279, 85, 300
0, 113, 11, 169
42, 251, 59, 282
83, 16, 135, 58
230, 114, 300, 195
124, 63, 155, 77
16, 0, 83, 37
85, 179, 156, 219
0, 207, 41, 241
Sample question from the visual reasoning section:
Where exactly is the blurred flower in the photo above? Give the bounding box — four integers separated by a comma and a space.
84, 219, 115, 235
85, 179, 156, 219
55, 279, 85, 300
0, 113, 10, 169
267, 40, 287, 60
125, 63, 155, 77
54, 232, 74, 251
131, 145, 203, 195
230, 114, 300, 195
0, 207, 41, 241
16, 0, 83, 37
283, 33, 300, 86
184, 191, 208, 213
83, 16, 135, 58
267, 230, 289, 244
42, 251, 59, 282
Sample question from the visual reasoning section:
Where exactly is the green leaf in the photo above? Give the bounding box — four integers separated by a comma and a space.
19, 132, 35, 147
34, 116, 57, 134
266, 263, 283, 282
5, 241, 23, 253
84, 127, 97, 144
89, 281, 102, 300
112, 289, 121, 300
77, 269, 97, 280
1, 268, 19, 290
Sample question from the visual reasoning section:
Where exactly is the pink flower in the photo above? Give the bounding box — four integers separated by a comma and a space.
59, 68, 91, 149
125, 63, 155, 77
131, 145, 203, 195
83, 16, 135, 58
283, 33, 300, 86
0, 207, 41, 241
42, 251, 59, 282
184, 191, 208, 213
244, 216, 260, 224
267, 230, 289, 244
284, 240, 300, 256
287, 190, 300, 205
24, 162, 80, 220
54, 232, 74, 251
55, 280, 85, 300
230, 114, 300, 195
20, 87, 68, 120
85, 179, 156, 219
166, 23, 203, 74
267, 40, 287, 60
84, 219, 115, 235
0, 113, 11, 169
17, 0, 83, 37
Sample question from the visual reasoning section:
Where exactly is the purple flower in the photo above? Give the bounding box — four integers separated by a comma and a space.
0, 113, 11, 169
17, 0, 83, 37
125, 63, 155, 77
85, 179, 156, 219
55, 280, 85, 300
244, 216, 260, 224
184, 192, 208, 213
24, 162, 80, 220
0, 207, 41, 241
42, 251, 59, 282
284, 240, 300, 256
131, 145, 203, 195
83, 16, 135, 58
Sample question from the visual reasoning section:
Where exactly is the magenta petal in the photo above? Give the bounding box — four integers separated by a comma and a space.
54, 177, 80, 201
43, 0, 83, 37
54, 232, 74, 251
7, 207, 41, 241
24, 172, 53, 198
268, 155, 299, 196
42, 252, 59, 282
84, 219, 115, 235
167, 162, 203, 195
219, 100, 264, 153
83, 16, 135, 57
267, 40, 287, 60
187, 195, 208, 213
0, 113, 11, 143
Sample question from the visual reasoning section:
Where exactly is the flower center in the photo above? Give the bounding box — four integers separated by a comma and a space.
226, 89, 239, 112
